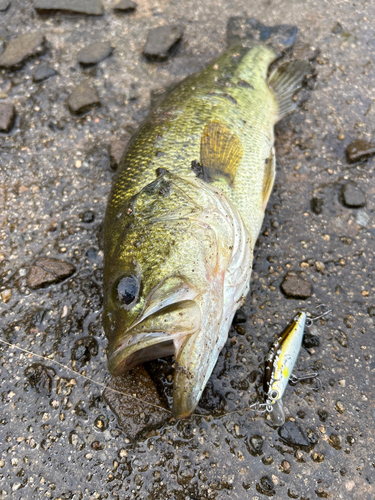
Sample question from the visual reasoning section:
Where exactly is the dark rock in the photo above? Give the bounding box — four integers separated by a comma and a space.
67, 84, 100, 114
328, 433, 342, 450
24, 363, 55, 395
110, 139, 127, 169
71, 337, 98, 368
77, 41, 113, 66
317, 409, 328, 422
288, 488, 299, 499
340, 183, 366, 208
81, 210, 95, 223
114, 0, 136, 12
310, 197, 324, 214
303, 333, 320, 349
34, 0, 104, 15
346, 139, 375, 163
246, 434, 264, 456
368, 306, 375, 317
0, 32, 45, 68
0, 102, 15, 132
226, 17, 297, 53
0, 0, 10, 12
27, 257, 76, 289
332, 22, 343, 34
143, 25, 183, 62
233, 309, 247, 324
33, 64, 57, 82
256, 475, 275, 496
103, 365, 170, 440
278, 419, 314, 451
297, 410, 306, 419
280, 272, 312, 299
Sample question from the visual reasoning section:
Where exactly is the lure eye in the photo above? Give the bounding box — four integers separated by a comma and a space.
270, 389, 279, 400
116, 276, 140, 307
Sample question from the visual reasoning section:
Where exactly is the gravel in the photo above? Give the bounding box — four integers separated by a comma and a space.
34, 0, 104, 15
0, 102, 15, 132
143, 25, 183, 62
0, 32, 45, 68
77, 41, 114, 66
67, 83, 100, 113
26, 257, 76, 289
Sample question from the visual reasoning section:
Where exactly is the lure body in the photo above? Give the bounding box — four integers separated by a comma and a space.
263, 312, 306, 417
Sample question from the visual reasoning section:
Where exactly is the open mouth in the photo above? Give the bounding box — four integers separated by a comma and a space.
107, 298, 201, 376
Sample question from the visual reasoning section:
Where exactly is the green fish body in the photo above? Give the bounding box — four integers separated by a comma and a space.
103, 44, 310, 418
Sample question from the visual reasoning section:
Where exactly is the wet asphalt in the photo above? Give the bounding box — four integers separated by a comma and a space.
0, 0, 374, 499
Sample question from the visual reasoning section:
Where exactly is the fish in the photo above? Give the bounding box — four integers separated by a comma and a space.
103, 42, 311, 418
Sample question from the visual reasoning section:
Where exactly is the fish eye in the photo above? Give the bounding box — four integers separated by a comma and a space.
116, 275, 140, 307
270, 390, 279, 400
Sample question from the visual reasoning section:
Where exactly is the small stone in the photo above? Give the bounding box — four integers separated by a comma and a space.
0, 0, 10, 11
346, 139, 375, 164
246, 435, 263, 456
280, 272, 312, 299
303, 333, 320, 349
332, 22, 343, 34
0, 32, 45, 68
143, 25, 183, 62
67, 84, 100, 114
278, 420, 313, 451
346, 434, 355, 445
294, 450, 305, 462
233, 309, 247, 324
0, 289, 11, 303
0, 102, 14, 132
288, 488, 299, 499
281, 460, 290, 472
262, 455, 274, 465
317, 409, 328, 422
335, 401, 346, 414
27, 257, 76, 289
315, 261, 325, 273
77, 41, 113, 66
71, 337, 98, 368
368, 306, 375, 317
312, 452, 324, 463
113, 0, 136, 12
328, 433, 342, 450
25, 363, 55, 395
110, 139, 127, 169
34, 0, 104, 15
103, 365, 170, 440
340, 183, 366, 208
81, 210, 95, 223
33, 64, 57, 82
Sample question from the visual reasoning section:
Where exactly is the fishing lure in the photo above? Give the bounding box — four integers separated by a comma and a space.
250, 308, 330, 426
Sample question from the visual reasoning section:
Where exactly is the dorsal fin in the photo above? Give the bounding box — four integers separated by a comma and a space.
262, 147, 276, 210
200, 121, 243, 185
268, 60, 312, 120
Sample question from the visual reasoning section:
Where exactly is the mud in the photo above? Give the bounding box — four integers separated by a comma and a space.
0, 1, 374, 499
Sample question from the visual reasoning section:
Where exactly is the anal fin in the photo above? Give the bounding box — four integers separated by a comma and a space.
262, 147, 276, 210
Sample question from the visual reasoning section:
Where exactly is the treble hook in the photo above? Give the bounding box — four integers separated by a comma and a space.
305, 305, 332, 327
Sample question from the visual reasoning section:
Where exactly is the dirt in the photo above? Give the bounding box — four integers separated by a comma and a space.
0, 1, 374, 499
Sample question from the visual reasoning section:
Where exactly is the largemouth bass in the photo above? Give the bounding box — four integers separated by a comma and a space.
103, 43, 310, 418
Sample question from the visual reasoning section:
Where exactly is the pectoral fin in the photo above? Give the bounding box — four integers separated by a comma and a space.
200, 121, 243, 185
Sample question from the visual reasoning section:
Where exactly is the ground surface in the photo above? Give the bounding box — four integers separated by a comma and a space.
0, 1, 374, 499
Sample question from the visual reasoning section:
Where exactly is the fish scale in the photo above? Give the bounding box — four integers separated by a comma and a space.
103, 43, 311, 418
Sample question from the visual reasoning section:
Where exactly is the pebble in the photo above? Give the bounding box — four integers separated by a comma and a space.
143, 25, 183, 62
332, 22, 343, 34
280, 272, 312, 299
34, 0, 104, 15
81, 210, 95, 223
247, 434, 264, 456
302, 333, 320, 349
0, 102, 15, 132
33, 64, 57, 82
335, 401, 346, 414
27, 257, 76, 289
278, 420, 313, 451
368, 306, 375, 317
0, 32, 45, 68
233, 309, 247, 324
262, 455, 274, 465
340, 183, 366, 208
24, 363, 55, 395
0, 289, 11, 303
71, 337, 98, 368
346, 139, 375, 164
288, 488, 299, 499
77, 41, 113, 66
315, 261, 325, 273
67, 83, 100, 114
281, 460, 290, 472
113, 0, 137, 12
328, 433, 342, 450
0, 0, 10, 11
103, 365, 170, 440
110, 139, 127, 169
312, 452, 324, 463
317, 409, 328, 422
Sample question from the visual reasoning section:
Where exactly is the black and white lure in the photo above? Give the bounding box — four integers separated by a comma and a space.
249, 309, 330, 426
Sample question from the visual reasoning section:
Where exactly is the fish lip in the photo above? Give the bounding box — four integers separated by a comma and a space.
107, 296, 202, 376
